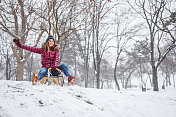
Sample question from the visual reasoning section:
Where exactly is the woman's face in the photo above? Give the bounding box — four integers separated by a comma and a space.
48, 39, 54, 47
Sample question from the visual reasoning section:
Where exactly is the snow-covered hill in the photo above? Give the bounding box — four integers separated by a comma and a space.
0, 80, 176, 117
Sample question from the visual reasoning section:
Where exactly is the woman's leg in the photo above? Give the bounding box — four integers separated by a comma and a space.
38, 67, 48, 80
56, 64, 77, 84
57, 64, 70, 76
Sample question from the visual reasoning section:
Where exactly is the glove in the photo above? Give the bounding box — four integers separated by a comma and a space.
13, 39, 21, 48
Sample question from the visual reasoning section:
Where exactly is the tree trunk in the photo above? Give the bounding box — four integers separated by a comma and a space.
122, 73, 125, 88
96, 63, 100, 89
114, 72, 120, 90
125, 70, 134, 89
173, 74, 175, 87
84, 38, 90, 88
59, 40, 67, 64
167, 73, 171, 86
85, 58, 89, 88
16, 62, 25, 81
101, 81, 104, 89
29, 55, 33, 81
147, 72, 153, 87
114, 57, 120, 90
6, 51, 10, 80
85, 37, 90, 88
152, 68, 159, 91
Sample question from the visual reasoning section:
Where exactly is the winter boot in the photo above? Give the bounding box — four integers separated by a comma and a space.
68, 75, 77, 84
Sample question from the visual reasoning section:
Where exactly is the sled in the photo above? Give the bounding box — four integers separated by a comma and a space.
32, 68, 64, 86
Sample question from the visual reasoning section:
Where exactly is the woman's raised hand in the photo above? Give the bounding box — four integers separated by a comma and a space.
13, 39, 21, 48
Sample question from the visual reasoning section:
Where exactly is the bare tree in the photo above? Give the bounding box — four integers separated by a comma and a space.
90, 0, 117, 89
127, 39, 153, 90
160, 46, 176, 88
0, 0, 44, 81
100, 59, 114, 89
113, 7, 142, 90
128, 0, 176, 91
170, 48, 176, 87
0, 33, 16, 80
116, 58, 137, 89
35, 0, 86, 43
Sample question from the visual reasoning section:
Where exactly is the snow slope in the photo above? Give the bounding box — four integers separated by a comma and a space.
0, 80, 176, 117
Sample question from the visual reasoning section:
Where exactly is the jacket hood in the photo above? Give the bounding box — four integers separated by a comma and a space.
42, 42, 60, 51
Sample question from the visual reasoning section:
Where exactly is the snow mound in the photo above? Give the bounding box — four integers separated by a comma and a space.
0, 80, 176, 117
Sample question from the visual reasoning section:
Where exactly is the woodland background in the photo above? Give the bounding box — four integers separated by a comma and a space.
0, 0, 175, 91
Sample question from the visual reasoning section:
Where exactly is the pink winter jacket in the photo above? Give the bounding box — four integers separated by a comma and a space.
21, 43, 60, 69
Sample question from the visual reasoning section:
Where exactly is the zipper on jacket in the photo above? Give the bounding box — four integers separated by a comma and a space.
48, 46, 52, 68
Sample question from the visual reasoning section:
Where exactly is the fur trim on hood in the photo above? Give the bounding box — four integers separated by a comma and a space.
42, 42, 60, 51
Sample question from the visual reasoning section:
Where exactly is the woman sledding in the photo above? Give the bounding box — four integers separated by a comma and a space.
13, 35, 76, 84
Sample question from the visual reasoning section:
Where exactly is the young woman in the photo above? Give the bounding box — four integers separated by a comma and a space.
13, 36, 76, 84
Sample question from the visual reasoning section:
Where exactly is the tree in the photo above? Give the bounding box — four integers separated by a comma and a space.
90, 0, 117, 89
0, 33, 16, 80
36, 0, 86, 43
116, 58, 137, 89
113, 3, 142, 90
0, 0, 44, 81
100, 59, 113, 89
160, 45, 176, 88
127, 40, 152, 90
128, 0, 176, 91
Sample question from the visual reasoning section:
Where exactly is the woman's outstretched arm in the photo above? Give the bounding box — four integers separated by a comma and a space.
13, 39, 42, 54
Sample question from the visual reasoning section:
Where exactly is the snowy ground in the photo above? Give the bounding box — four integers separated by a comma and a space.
0, 80, 176, 117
